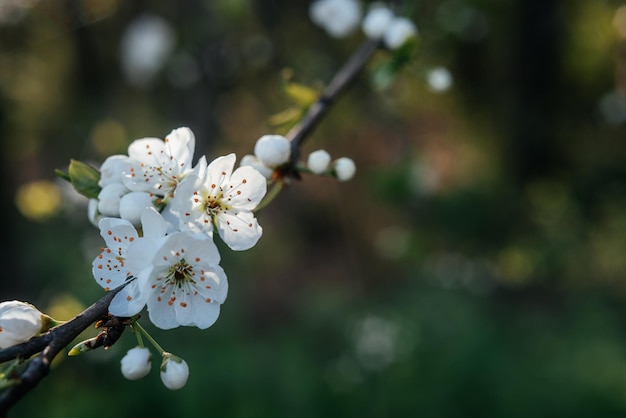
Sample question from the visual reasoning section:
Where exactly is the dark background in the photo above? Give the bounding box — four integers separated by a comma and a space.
3, 0, 626, 416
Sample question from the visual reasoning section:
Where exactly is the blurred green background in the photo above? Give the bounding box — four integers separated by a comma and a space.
3, 0, 626, 416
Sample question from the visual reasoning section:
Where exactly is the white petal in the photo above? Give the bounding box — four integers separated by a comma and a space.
217, 210, 263, 251
108, 282, 146, 317
97, 183, 129, 217
164, 127, 195, 170
205, 154, 236, 191
119, 192, 157, 227
97, 217, 137, 248
225, 166, 267, 210
140, 208, 170, 238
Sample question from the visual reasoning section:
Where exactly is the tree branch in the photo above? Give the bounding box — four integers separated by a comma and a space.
286, 38, 382, 174
0, 285, 125, 415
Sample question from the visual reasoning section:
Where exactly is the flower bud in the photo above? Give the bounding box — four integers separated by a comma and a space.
307, 150, 331, 174
0, 300, 43, 349
362, 4, 394, 39
240, 154, 274, 179
121, 347, 152, 380
310, 0, 362, 38
160, 353, 189, 390
254, 135, 291, 167
87, 198, 102, 226
333, 157, 356, 182
97, 183, 129, 217
384, 17, 418, 50
119, 192, 157, 227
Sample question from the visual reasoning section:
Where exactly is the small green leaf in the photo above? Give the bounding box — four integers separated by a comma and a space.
284, 82, 319, 107
268, 106, 304, 129
68, 159, 101, 199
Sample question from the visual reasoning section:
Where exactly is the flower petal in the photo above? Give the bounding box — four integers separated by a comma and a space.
108, 281, 145, 317
225, 166, 267, 210
216, 210, 262, 251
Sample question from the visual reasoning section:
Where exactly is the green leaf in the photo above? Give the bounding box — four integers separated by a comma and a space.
268, 106, 304, 129
67, 159, 101, 199
283, 82, 319, 107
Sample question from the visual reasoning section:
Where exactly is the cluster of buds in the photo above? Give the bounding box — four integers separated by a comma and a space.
240, 135, 356, 182
120, 347, 189, 390
309, 0, 418, 50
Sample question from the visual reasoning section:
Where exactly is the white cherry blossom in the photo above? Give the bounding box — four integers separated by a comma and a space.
139, 231, 228, 330
124, 127, 196, 204
171, 153, 267, 251
92, 209, 168, 317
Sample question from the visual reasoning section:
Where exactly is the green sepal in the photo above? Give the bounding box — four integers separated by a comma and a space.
68, 336, 98, 356
283, 81, 319, 108
370, 38, 419, 91
58, 159, 102, 199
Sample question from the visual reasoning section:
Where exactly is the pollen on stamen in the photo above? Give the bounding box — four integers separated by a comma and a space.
180, 302, 187, 308
107, 230, 113, 235
157, 296, 162, 302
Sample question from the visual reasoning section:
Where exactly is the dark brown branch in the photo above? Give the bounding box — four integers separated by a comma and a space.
0, 285, 125, 415
286, 38, 382, 173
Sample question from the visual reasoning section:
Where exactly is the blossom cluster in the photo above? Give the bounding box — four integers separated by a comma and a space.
89, 127, 356, 333
309, 0, 418, 49
89, 127, 267, 331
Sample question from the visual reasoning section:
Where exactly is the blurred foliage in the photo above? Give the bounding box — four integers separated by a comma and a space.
3, 0, 626, 416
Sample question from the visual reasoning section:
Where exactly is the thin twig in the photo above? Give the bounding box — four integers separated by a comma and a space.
286, 38, 382, 174
0, 285, 125, 415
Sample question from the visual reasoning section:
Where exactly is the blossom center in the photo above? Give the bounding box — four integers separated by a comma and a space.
167, 260, 194, 287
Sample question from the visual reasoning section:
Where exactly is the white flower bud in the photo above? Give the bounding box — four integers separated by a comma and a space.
119, 191, 157, 227
240, 154, 274, 179
333, 157, 356, 181
0, 300, 43, 349
87, 198, 102, 226
160, 354, 189, 390
384, 17, 418, 50
97, 183, 129, 217
310, 0, 362, 38
254, 135, 291, 167
307, 150, 332, 174
120, 347, 152, 380
362, 5, 395, 39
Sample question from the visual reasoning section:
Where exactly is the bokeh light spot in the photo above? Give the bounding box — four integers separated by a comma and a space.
15, 179, 62, 221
